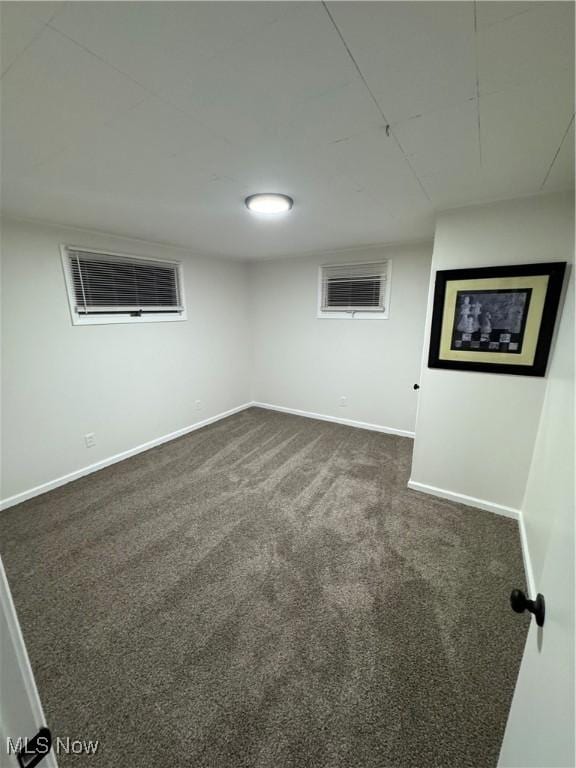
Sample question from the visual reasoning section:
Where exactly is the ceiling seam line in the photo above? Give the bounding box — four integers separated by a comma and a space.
320, 2, 386, 122
320, 1, 432, 203
473, 1, 483, 166
1, 4, 67, 81
28, 95, 151, 175
540, 114, 574, 190
484, 7, 538, 29
45, 23, 235, 148
46, 23, 175, 101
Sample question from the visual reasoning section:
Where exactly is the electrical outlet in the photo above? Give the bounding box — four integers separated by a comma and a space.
339, 396, 348, 407
84, 433, 96, 448
195, 400, 202, 411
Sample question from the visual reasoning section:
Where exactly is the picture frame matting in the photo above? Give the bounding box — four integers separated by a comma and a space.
428, 262, 567, 377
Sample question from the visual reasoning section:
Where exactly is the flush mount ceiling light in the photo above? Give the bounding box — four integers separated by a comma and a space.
245, 193, 293, 214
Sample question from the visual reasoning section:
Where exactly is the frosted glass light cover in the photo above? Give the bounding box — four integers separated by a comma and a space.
245, 194, 293, 213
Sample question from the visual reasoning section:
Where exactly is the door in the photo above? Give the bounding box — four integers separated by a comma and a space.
0, 556, 56, 767
498, 272, 574, 767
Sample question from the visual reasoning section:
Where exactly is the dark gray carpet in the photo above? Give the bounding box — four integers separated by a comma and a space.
0, 407, 529, 767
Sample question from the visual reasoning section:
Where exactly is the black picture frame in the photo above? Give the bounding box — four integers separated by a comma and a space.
428, 262, 567, 377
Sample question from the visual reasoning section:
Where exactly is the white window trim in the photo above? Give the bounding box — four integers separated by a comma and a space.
60, 245, 187, 326
316, 260, 391, 320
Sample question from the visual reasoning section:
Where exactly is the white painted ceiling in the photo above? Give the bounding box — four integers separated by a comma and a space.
1, 1, 574, 259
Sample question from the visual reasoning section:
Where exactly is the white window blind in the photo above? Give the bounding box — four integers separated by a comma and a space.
65, 248, 184, 318
320, 262, 388, 313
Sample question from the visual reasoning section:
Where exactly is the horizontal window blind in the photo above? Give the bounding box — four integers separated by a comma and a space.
320, 262, 388, 312
66, 248, 183, 316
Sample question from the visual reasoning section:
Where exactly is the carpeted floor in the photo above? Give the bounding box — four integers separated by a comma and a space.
0, 407, 529, 767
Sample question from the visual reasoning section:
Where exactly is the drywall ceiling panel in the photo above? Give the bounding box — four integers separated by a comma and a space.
26, 113, 342, 216
543, 118, 575, 192
0, 1, 63, 75
1, 1, 573, 257
326, 1, 476, 122
478, 2, 574, 94
1, 27, 147, 177
420, 71, 575, 207
50, 2, 350, 147
17, 96, 236, 199
166, 4, 360, 147
393, 99, 480, 179
49, 2, 299, 97
475, 2, 546, 29
315, 126, 432, 222
480, 72, 574, 188
276, 80, 382, 149
418, 165, 537, 209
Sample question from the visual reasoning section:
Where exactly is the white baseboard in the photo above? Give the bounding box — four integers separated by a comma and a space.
518, 512, 536, 598
0, 403, 253, 512
252, 401, 415, 438
407, 479, 521, 520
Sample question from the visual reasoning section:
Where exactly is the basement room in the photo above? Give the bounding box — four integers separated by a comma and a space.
0, 2, 574, 767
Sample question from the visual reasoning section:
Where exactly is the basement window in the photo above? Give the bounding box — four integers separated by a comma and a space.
318, 261, 391, 319
62, 246, 186, 325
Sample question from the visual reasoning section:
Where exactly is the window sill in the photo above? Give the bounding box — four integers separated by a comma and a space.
317, 311, 389, 320
70, 313, 187, 326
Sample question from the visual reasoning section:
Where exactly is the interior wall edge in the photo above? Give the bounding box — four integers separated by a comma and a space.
252, 402, 416, 438
245, 235, 436, 265
406, 479, 521, 521
436, 188, 575, 220
0, 402, 254, 513
517, 512, 536, 599
0, 559, 58, 767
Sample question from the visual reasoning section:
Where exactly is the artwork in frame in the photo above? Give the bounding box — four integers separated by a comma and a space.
428, 262, 567, 377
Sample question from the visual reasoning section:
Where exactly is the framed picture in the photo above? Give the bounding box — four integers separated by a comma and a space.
428, 262, 567, 377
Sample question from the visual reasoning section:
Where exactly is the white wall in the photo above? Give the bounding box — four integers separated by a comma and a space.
521, 267, 575, 589
410, 192, 574, 513
499, 265, 574, 768
249, 243, 432, 435
0, 217, 251, 503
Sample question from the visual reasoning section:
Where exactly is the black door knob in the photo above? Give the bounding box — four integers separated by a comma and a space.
510, 589, 545, 627
413, 384, 420, 390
